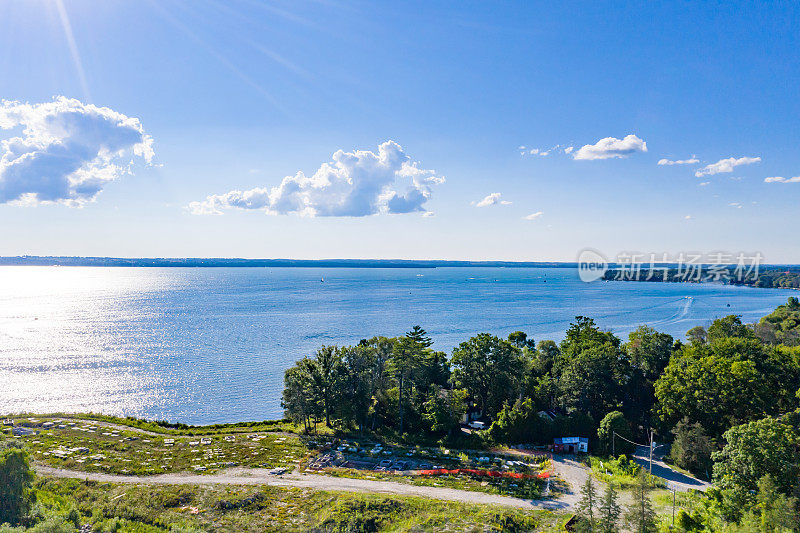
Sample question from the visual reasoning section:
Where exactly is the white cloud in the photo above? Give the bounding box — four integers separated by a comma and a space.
658, 157, 699, 166
765, 176, 800, 183
573, 134, 647, 160
523, 211, 543, 220
729, 202, 743, 209
695, 156, 760, 177
520, 145, 574, 157
189, 141, 443, 217
699, 181, 710, 186
472, 192, 511, 207
0, 97, 153, 206
684, 215, 692, 220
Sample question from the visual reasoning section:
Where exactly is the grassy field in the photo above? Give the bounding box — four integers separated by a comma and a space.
7, 477, 568, 533
2, 415, 309, 476
1, 415, 550, 500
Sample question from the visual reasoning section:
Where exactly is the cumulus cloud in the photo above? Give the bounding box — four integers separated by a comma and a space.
573, 134, 647, 160
472, 192, 511, 207
0, 97, 153, 206
523, 211, 543, 220
189, 141, 443, 217
658, 157, 699, 166
729, 202, 743, 209
765, 176, 800, 183
695, 156, 760, 177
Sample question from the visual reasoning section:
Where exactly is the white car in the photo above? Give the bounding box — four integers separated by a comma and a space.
467, 420, 485, 430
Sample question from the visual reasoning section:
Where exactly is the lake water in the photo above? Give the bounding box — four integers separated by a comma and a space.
0, 266, 791, 424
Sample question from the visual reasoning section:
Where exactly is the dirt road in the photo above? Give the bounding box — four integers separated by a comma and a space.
36, 465, 566, 510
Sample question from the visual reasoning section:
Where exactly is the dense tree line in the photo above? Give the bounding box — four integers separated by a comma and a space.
283, 298, 800, 527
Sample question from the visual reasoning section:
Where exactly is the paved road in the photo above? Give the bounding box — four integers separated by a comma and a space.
36, 465, 568, 510
632, 446, 711, 492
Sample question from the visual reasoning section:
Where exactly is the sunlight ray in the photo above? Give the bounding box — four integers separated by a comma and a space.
145, 0, 287, 114
54, 0, 91, 102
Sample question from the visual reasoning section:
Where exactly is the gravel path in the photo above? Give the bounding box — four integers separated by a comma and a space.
36, 465, 567, 510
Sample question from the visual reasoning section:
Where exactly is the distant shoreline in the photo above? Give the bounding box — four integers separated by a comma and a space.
0, 256, 579, 268
3, 256, 800, 269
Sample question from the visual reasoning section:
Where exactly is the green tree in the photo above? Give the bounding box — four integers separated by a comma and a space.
754, 474, 799, 532
422, 386, 467, 435
339, 344, 378, 431
754, 298, 800, 346
575, 477, 598, 532
405, 325, 433, 348
389, 329, 435, 433
625, 326, 674, 379
307, 346, 345, 428
597, 411, 634, 456
707, 315, 755, 343
559, 342, 624, 422
686, 325, 707, 345
451, 333, 524, 419
487, 399, 553, 444
597, 484, 621, 533
561, 316, 621, 358
655, 337, 798, 436
282, 363, 320, 432
712, 415, 800, 500
623, 326, 674, 428
668, 417, 715, 479
507, 331, 535, 350
0, 445, 35, 526
624, 469, 657, 533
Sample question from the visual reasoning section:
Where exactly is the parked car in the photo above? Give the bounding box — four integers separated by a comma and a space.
467, 420, 485, 430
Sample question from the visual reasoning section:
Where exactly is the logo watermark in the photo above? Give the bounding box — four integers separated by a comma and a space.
576, 249, 764, 283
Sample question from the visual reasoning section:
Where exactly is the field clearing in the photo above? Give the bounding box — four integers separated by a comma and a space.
2, 414, 554, 499
2, 415, 309, 476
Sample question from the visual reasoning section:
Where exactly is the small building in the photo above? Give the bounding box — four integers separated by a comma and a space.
553, 436, 589, 454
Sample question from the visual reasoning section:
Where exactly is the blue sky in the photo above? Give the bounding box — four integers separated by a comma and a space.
1, 0, 798, 261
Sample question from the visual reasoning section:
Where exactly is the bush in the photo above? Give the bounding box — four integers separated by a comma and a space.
315, 498, 406, 532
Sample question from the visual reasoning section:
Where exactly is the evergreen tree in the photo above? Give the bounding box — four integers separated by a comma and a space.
575, 477, 598, 532
624, 470, 657, 533
0, 444, 35, 526
598, 483, 621, 533
406, 325, 433, 348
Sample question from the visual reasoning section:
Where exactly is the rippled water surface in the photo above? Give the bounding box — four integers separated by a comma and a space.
0, 266, 791, 423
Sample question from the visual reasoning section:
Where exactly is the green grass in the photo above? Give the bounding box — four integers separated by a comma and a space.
17, 477, 566, 532
2, 415, 309, 476
588, 455, 666, 489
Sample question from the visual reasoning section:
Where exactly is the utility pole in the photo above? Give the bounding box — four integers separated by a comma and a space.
648, 428, 654, 475
672, 485, 676, 530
